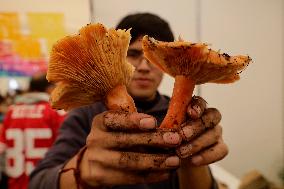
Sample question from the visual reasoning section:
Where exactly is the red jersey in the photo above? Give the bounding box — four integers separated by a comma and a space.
0, 93, 65, 189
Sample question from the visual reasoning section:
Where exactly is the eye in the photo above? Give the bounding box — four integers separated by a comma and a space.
127, 49, 143, 58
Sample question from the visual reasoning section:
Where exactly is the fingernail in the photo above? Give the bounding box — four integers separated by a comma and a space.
178, 144, 193, 158
188, 108, 195, 117
193, 105, 201, 116
165, 156, 180, 167
191, 155, 203, 165
139, 117, 156, 129
181, 127, 194, 140
163, 132, 180, 145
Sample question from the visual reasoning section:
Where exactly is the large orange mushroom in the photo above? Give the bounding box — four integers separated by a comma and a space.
47, 23, 136, 112
142, 36, 252, 129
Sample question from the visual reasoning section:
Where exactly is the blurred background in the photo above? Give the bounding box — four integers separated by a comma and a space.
0, 0, 283, 188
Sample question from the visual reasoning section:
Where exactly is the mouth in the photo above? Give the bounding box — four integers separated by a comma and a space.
133, 77, 153, 87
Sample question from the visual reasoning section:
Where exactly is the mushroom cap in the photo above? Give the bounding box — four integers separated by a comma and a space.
47, 23, 135, 110
142, 35, 252, 84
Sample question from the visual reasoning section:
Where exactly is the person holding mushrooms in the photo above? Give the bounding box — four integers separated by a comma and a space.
29, 13, 235, 189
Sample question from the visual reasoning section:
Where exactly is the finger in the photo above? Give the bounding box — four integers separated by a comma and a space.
87, 149, 180, 171
187, 96, 207, 119
87, 127, 181, 149
82, 161, 171, 187
109, 131, 181, 148
190, 141, 229, 166
176, 125, 222, 158
102, 111, 157, 131
91, 130, 181, 148
179, 119, 205, 142
201, 108, 222, 129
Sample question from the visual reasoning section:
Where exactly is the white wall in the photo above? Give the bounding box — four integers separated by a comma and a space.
200, 0, 283, 184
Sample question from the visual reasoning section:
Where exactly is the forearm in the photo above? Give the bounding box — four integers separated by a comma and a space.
178, 158, 212, 189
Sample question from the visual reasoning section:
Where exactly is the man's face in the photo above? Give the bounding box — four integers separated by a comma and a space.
127, 37, 163, 101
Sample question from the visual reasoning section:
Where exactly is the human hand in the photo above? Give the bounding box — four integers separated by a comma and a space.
176, 96, 228, 166
80, 111, 182, 187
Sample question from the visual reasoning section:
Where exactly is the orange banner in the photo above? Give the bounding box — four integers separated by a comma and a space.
0, 13, 21, 40
13, 36, 41, 58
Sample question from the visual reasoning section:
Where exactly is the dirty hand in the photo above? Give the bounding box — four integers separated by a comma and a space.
79, 111, 182, 187
176, 96, 228, 165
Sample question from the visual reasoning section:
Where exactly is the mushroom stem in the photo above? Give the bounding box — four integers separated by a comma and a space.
160, 75, 195, 129
105, 84, 137, 112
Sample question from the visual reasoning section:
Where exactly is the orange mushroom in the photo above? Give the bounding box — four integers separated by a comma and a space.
47, 23, 136, 112
142, 36, 252, 129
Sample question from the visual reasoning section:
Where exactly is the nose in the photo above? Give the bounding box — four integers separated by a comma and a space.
136, 57, 151, 73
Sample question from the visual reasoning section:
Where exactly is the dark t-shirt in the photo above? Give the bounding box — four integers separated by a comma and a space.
29, 93, 217, 189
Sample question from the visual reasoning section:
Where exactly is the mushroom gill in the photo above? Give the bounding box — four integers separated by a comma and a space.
47, 23, 136, 112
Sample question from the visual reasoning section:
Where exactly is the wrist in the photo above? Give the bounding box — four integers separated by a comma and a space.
78, 147, 100, 189
75, 146, 93, 189
178, 158, 213, 189
59, 146, 94, 189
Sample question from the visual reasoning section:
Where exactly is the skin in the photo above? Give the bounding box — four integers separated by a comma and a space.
126, 37, 164, 101
59, 37, 228, 189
